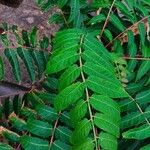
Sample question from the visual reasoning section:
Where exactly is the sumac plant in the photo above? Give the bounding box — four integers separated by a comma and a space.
0, 0, 150, 150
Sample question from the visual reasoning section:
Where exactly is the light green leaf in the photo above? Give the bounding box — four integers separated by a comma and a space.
71, 119, 92, 145
70, 99, 87, 126
17, 47, 35, 81
46, 50, 79, 74
90, 94, 120, 121
58, 65, 80, 91
99, 132, 117, 150
136, 60, 150, 81
51, 140, 71, 150
54, 82, 84, 111
55, 126, 72, 143
40, 36, 49, 49
30, 26, 38, 47
121, 106, 150, 129
140, 144, 150, 150
138, 22, 146, 45
2, 129, 20, 142
72, 139, 94, 150
87, 76, 128, 98
27, 119, 52, 138
123, 124, 150, 140
94, 113, 120, 137
88, 14, 106, 25
35, 104, 58, 122
4, 48, 21, 82
83, 62, 120, 89
57, 0, 69, 8
0, 57, 4, 80
110, 13, 125, 31
31, 50, 47, 78
49, 13, 64, 24
9, 114, 27, 131
21, 135, 49, 150
0, 143, 14, 150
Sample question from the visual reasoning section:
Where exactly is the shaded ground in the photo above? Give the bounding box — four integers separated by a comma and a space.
0, 0, 58, 85
0, 0, 58, 36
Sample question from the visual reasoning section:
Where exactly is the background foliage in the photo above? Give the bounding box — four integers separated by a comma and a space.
0, 0, 150, 149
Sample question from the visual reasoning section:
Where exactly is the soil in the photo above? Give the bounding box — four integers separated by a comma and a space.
0, 0, 59, 36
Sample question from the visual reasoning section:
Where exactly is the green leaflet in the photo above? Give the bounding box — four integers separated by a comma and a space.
28, 92, 44, 106
0, 33, 9, 47
57, 0, 69, 8
30, 26, 38, 47
115, 1, 135, 23
22, 30, 30, 46
110, 13, 125, 32
40, 36, 49, 49
36, 92, 56, 104
9, 114, 27, 131
83, 62, 115, 81
49, 13, 64, 24
17, 47, 35, 82
60, 112, 71, 127
27, 119, 52, 138
104, 29, 113, 41
136, 89, 150, 105
71, 119, 92, 145
20, 107, 37, 119
58, 65, 81, 91
52, 43, 79, 58
142, 46, 150, 57
92, 0, 112, 8
51, 140, 71, 150
126, 80, 146, 94
123, 124, 150, 140
42, 77, 58, 91
90, 95, 120, 121
87, 76, 128, 98
21, 135, 49, 150
83, 35, 112, 66
83, 61, 122, 88
127, 30, 137, 71
140, 144, 150, 150
4, 48, 21, 82
53, 30, 82, 49
121, 106, 150, 129
54, 82, 84, 111
55, 126, 72, 143
83, 49, 113, 72
138, 22, 146, 45
13, 29, 24, 45
72, 139, 94, 150
120, 89, 150, 112
0, 143, 14, 150
0, 57, 4, 80
36, 0, 55, 12
35, 104, 58, 122
31, 50, 47, 78
2, 129, 20, 143
70, 99, 87, 126
136, 60, 150, 80
46, 50, 79, 74
68, 0, 80, 23
94, 113, 120, 137
99, 132, 117, 150
88, 14, 106, 25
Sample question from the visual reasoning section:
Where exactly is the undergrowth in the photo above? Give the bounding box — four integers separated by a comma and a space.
0, 0, 150, 149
